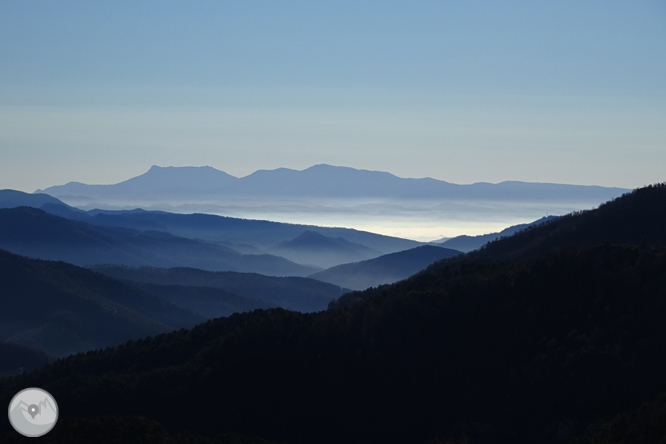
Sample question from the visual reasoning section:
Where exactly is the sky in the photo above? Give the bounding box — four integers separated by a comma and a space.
1, 0, 665, 192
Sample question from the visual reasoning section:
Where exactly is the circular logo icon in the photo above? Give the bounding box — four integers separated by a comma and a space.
8, 388, 58, 437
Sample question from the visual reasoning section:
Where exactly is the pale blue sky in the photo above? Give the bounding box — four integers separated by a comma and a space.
1, 1, 665, 191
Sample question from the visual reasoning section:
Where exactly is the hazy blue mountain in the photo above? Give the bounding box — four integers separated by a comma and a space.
309, 245, 462, 290
238, 164, 629, 201
0, 207, 319, 276
37, 165, 237, 199
35, 166, 628, 243
0, 249, 198, 357
1, 189, 422, 258
233, 164, 403, 197
38, 206, 421, 253
0, 189, 70, 209
268, 230, 383, 268
439, 215, 559, 252
92, 265, 349, 312
39, 164, 628, 202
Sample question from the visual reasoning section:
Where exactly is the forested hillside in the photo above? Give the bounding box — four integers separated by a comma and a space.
3, 243, 666, 443
473, 184, 665, 260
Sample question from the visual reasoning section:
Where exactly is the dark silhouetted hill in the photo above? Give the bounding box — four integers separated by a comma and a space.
0, 249, 200, 357
4, 242, 666, 443
332, 185, 665, 310
92, 265, 349, 313
570, 393, 666, 444
471, 184, 665, 261
268, 230, 382, 268
311, 245, 461, 290
0, 207, 319, 276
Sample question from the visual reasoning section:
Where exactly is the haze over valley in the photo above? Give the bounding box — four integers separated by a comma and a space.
37, 164, 628, 240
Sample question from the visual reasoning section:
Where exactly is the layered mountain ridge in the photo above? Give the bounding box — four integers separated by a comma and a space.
2, 184, 665, 443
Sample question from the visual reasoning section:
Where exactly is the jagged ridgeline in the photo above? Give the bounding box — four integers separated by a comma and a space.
1, 184, 666, 444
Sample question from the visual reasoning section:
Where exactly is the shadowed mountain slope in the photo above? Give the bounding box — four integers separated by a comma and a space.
0, 207, 319, 276
268, 230, 382, 268
0, 249, 199, 357
471, 184, 666, 261
570, 392, 666, 444
2, 244, 666, 443
310, 245, 462, 290
92, 265, 349, 313
332, 184, 666, 309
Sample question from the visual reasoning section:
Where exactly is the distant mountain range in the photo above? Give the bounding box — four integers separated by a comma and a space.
38, 164, 628, 203
31, 166, 630, 243
310, 245, 462, 290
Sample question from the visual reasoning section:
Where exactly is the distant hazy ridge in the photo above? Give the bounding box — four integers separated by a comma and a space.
39, 164, 628, 202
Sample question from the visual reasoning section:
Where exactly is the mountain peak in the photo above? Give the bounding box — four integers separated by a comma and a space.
111, 165, 239, 192
145, 165, 222, 173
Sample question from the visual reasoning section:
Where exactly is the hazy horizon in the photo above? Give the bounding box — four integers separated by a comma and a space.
2, 1, 664, 192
